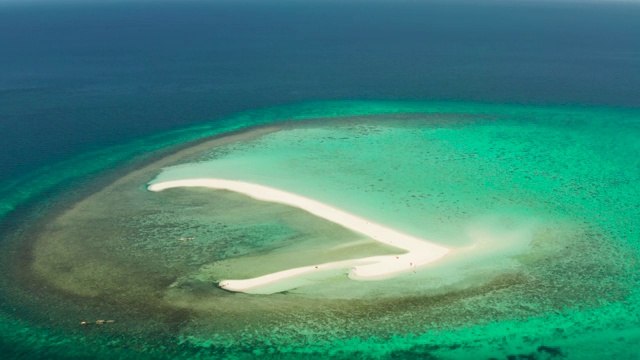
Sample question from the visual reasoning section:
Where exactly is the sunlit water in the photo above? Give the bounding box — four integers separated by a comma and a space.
0, 101, 639, 359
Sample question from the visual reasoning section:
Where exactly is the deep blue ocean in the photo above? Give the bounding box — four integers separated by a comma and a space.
1, 0, 639, 183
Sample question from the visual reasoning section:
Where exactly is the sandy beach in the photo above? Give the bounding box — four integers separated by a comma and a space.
149, 178, 450, 294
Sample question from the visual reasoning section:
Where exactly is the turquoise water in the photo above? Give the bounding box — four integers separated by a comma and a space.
1, 101, 639, 359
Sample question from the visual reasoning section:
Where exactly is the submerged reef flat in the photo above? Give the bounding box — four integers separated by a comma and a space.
0, 102, 639, 358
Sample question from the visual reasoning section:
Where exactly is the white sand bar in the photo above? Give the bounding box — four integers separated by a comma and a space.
148, 178, 450, 294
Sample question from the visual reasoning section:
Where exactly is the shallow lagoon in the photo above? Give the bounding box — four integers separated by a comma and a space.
0, 101, 639, 359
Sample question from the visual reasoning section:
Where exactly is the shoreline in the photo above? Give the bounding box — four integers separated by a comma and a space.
149, 178, 450, 294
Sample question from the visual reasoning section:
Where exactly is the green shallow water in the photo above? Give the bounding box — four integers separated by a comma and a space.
0, 101, 639, 359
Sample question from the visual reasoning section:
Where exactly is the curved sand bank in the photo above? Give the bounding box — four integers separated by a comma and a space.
149, 179, 450, 294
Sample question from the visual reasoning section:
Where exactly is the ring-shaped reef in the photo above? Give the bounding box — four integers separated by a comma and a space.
0, 101, 638, 359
